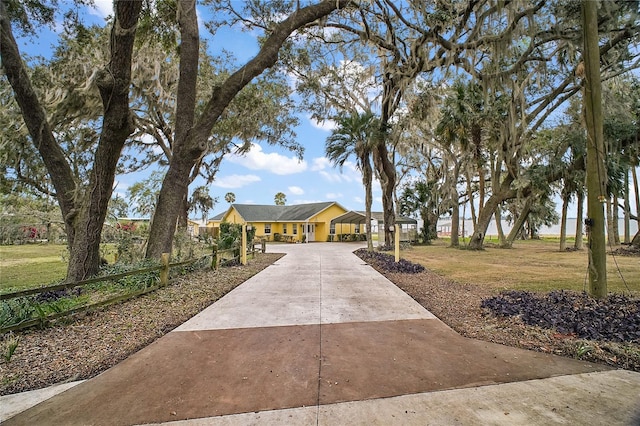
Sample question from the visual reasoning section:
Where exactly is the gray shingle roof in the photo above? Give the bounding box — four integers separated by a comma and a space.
231, 202, 336, 222
209, 212, 226, 221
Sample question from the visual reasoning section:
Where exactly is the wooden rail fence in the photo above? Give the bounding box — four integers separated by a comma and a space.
1, 242, 265, 334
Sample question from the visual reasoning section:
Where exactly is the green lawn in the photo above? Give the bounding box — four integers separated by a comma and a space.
401, 238, 640, 296
2, 239, 638, 297
0, 244, 67, 292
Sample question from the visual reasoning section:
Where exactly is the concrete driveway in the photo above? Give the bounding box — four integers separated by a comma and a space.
4, 243, 640, 425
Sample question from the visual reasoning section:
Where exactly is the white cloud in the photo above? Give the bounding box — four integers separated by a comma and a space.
288, 186, 304, 195
112, 180, 129, 193
317, 160, 361, 184
309, 116, 336, 132
326, 192, 343, 199
134, 133, 164, 155
319, 170, 344, 183
228, 144, 307, 175
353, 196, 363, 204
311, 157, 331, 171
90, 0, 113, 18
212, 174, 261, 189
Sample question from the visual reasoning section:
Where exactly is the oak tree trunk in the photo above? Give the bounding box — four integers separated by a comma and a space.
559, 192, 569, 251
146, 0, 349, 259
1, 0, 141, 282
468, 173, 518, 250
363, 159, 374, 251
575, 190, 585, 250
373, 139, 396, 248
495, 206, 507, 246
504, 198, 532, 248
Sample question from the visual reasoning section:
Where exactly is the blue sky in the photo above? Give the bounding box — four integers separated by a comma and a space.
15, 1, 381, 218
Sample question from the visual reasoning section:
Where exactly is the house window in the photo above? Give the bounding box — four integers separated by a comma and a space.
330, 223, 335, 235
355, 224, 360, 234
293, 225, 297, 235
265, 223, 272, 234
283, 224, 287, 234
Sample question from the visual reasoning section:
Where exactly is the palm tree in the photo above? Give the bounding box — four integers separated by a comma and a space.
274, 192, 287, 206
326, 111, 379, 250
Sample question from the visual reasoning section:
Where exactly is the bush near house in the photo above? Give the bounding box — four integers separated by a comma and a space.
217, 222, 256, 251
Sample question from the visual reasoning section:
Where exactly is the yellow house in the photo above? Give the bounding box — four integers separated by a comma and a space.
209, 202, 363, 242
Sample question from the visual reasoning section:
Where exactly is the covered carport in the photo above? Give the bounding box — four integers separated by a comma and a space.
370, 213, 418, 243
329, 211, 368, 241
329, 211, 418, 243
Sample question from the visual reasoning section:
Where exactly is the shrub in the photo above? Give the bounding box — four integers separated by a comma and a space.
1, 332, 20, 363
218, 222, 256, 250
481, 290, 640, 343
354, 248, 425, 274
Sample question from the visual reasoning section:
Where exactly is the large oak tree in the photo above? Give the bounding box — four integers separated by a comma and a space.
1, 0, 142, 282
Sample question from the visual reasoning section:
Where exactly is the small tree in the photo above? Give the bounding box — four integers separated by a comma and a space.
127, 171, 164, 218
399, 180, 439, 244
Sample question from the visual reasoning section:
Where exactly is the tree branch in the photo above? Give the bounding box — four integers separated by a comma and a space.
0, 0, 77, 223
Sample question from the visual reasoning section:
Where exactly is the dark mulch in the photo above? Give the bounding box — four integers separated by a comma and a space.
481, 290, 640, 343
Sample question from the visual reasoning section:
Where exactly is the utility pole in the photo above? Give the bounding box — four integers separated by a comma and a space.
582, 0, 607, 298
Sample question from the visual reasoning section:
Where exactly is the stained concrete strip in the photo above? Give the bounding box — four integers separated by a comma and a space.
317, 319, 609, 405
175, 243, 434, 332
144, 370, 640, 426
4, 320, 612, 425
0, 380, 84, 423
2, 326, 321, 426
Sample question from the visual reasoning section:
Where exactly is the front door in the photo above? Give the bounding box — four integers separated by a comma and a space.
306, 223, 315, 242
